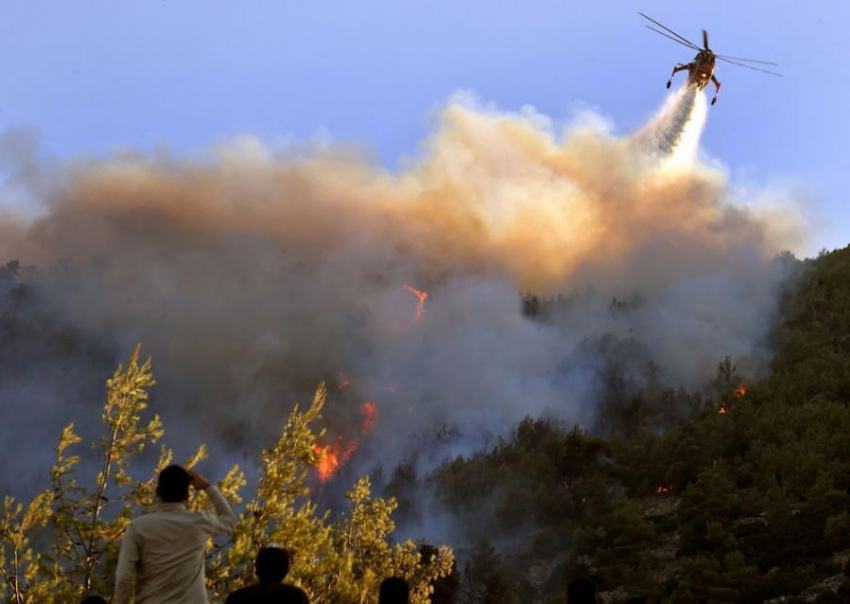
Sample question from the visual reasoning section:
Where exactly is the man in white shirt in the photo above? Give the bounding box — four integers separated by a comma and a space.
115, 465, 236, 604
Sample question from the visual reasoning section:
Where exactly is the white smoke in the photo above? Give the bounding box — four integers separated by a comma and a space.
631, 84, 707, 162
0, 89, 804, 497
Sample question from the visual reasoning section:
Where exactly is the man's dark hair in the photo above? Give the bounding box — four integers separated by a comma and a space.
156, 465, 191, 503
379, 577, 409, 604
567, 578, 596, 603
255, 547, 291, 584
80, 597, 108, 604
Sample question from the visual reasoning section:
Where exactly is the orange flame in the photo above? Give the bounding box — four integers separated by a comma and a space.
656, 486, 672, 494
313, 442, 358, 483
313, 402, 379, 482
718, 405, 727, 415
360, 401, 378, 433
734, 379, 746, 399
402, 283, 428, 321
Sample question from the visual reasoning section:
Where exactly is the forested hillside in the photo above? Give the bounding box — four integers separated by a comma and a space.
4, 244, 850, 603
391, 247, 850, 603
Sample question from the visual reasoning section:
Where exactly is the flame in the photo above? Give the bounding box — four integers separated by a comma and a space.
360, 401, 378, 433
718, 405, 727, 415
402, 283, 428, 321
656, 486, 672, 494
313, 402, 379, 482
734, 379, 746, 399
313, 442, 358, 483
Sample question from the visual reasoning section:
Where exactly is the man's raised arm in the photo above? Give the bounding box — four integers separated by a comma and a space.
190, 469, 237, 534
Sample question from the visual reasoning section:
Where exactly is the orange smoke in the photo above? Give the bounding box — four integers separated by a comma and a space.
402, 283, 428, 322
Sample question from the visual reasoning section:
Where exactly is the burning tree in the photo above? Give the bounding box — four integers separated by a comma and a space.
0, 347, 453, 604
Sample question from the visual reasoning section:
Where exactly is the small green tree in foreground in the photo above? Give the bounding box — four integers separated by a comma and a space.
0, 346, 453, 603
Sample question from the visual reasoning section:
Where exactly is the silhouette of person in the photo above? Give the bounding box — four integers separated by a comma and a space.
567, 578, 597, 603
379, 577, 409, 604
80, 597, 107, 604
225, 547, 309, 604
115, 465, 236, 604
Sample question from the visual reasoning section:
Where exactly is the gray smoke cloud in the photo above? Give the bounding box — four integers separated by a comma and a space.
0, 89, 805, 497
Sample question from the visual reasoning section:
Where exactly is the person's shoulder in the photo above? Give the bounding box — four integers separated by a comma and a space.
280, 583, 309, 603
128, 512, 157, 530
131, 508, 172, 525
223, 584, 254, 604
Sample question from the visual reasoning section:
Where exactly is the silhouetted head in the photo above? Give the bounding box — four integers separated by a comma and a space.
156, 464, 191, 503
80, 597, 108, 604
255, 547, 291, 584
567, 578, 596, 604
379, 577, 409, 604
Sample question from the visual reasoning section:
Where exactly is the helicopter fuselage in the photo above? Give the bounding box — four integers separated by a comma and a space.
667, 49, 721, 103
686, 50, 716, 90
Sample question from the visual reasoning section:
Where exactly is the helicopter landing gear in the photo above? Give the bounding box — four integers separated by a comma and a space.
710, 75, 721, 106
667, 63, 689, 90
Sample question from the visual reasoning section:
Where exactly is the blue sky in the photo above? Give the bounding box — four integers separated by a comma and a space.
1, 0, 847, 253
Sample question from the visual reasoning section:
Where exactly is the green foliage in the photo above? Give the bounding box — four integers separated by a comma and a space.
0, 347, 454, 603
50, 345, 164, 599
0, 492, 53, 603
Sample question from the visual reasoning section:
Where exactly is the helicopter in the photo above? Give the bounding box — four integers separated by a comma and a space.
639, 12, 781, 106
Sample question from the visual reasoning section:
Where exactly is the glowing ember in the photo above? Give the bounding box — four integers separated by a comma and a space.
338, 372, 352, 389
402, 283, 428, 321
313, 442, 358, 483
656, 486, 672, 494
360, 401, 378, 433
734, 379, 746, 399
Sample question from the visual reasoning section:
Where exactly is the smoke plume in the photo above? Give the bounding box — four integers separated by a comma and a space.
0, 87, 804, 494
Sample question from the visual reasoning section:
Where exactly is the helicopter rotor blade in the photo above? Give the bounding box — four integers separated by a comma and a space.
714, 54, 779, 66
717, 56, 783, 77
703, 29, 709, 50
645, 26, 701, 51
638, 13, 701, 50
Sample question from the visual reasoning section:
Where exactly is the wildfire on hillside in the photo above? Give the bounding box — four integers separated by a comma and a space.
718, 379, 746, 415
734, 379, 746, 398
402, 283, 428, 322
313, 400, 381, 483
360, 401, 378, 433
313, 441, 358, 483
